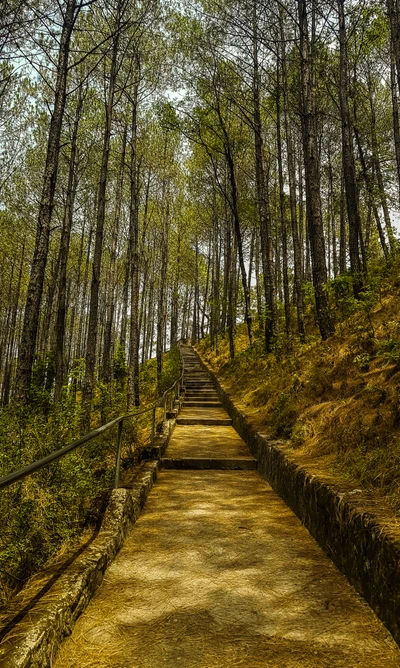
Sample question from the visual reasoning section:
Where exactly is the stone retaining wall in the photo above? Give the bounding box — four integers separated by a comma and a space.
198, 351, 400, 647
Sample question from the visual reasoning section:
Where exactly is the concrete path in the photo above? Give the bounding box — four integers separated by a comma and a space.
54, 346, 400, 667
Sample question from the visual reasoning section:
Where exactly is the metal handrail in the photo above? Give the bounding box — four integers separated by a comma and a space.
0, 346, 185, 492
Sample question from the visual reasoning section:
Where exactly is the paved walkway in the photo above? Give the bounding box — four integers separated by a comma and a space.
54, 347, 400, 667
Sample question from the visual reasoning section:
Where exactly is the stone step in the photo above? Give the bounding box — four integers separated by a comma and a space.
177, 417, 232, 426
184, 393, 219, 399
161, 457, 257, 470
183, 401, 222, 407
184, 388, 218, 394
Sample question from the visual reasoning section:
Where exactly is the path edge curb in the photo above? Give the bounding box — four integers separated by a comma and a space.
197, 349, 400, 647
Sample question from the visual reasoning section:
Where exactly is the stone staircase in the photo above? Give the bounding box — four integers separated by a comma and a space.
52, 344, 400, 668
161, 345, 256, 470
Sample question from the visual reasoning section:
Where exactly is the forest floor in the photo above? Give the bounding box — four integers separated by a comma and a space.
196, 259, 400, 516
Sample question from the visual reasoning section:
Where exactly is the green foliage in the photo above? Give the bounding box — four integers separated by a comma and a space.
302, 281, 317, 319
158, 346, 181, 394
30, 351, 56, 409
328, 274, 357, 318
271, 392, 298, 439
113, 344, 128, 383
353, 353, 371, 372
378, 338, 400, 370
328, 270, 383, 335
0, 398, 112, 606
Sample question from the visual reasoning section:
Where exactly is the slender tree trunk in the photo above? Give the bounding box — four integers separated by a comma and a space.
103, 123, 127, 385
77, 218, 93, 360
192, 239, 199, 344
339, 172, 347, 273
157, 193, 169, 389
338, 0, 362, 296
54, 84, 83, 401
15, 0, 79, 403
201, 238, 211, 339
223, 141, 252, 346
367, 70, 396, 252
40, 258, 59, 357
252, 7, 275, 350
279, 8, 305, 340
170, 233, 181, 348
145, 278, 155, 360
82, 6, 122, 425
328, 151, 338, 277
390, 42, 400, 204
387, 0, 400, 119
227, 221, 235, 360
2, 243, 25, 406
128, 85, 140, 408
298, 0, 334, 339
276, 66, 291, 338
354, 123, 389, 257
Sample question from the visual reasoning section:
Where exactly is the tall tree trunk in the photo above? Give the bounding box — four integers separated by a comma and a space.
390, 41, 400, 204
328, 150, 338, 277
223, 141, 252, 346
102, 123, 127, 385
367, 69, 396, 252
82, 5, 122, 425
128, 85, 140, 409
279, 8, 306, 341
276, 65, 291, 338
339, 172, 347, 273
201, 238, 211, 339
192, 240, 199, 344
338, 0, 362, 296
77, 217, 93, 360
157, 192, 169, 389
226, 220, 235, 360
298, 0, 334, 340
2, 243, 25, 406
387, 0, 400, 117
15, 0, 78, 403
170, 232, 181, 349
54, 83, 84, 401
252, 7, 276, 350
354, 123, 389, 258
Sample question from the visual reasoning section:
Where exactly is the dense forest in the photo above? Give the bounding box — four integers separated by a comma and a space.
0, 0, 398, 416
1, 0, 400, 600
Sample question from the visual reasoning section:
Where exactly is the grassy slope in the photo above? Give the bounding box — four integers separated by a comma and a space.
197, 258, 400, 512
0, 348, 180, 606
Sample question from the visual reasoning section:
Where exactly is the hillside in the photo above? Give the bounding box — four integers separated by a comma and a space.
197, 258, 400, 512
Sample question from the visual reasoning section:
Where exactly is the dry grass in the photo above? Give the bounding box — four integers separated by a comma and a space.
196, 261, 400, 512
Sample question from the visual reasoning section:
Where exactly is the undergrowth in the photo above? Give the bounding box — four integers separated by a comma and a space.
0, 348, 180, 607
197, 256, 400, 513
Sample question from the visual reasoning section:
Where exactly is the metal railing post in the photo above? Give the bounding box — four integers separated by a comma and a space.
163, 395, 167, 421
151, 407, 156, 446
114, 420, 123, 489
